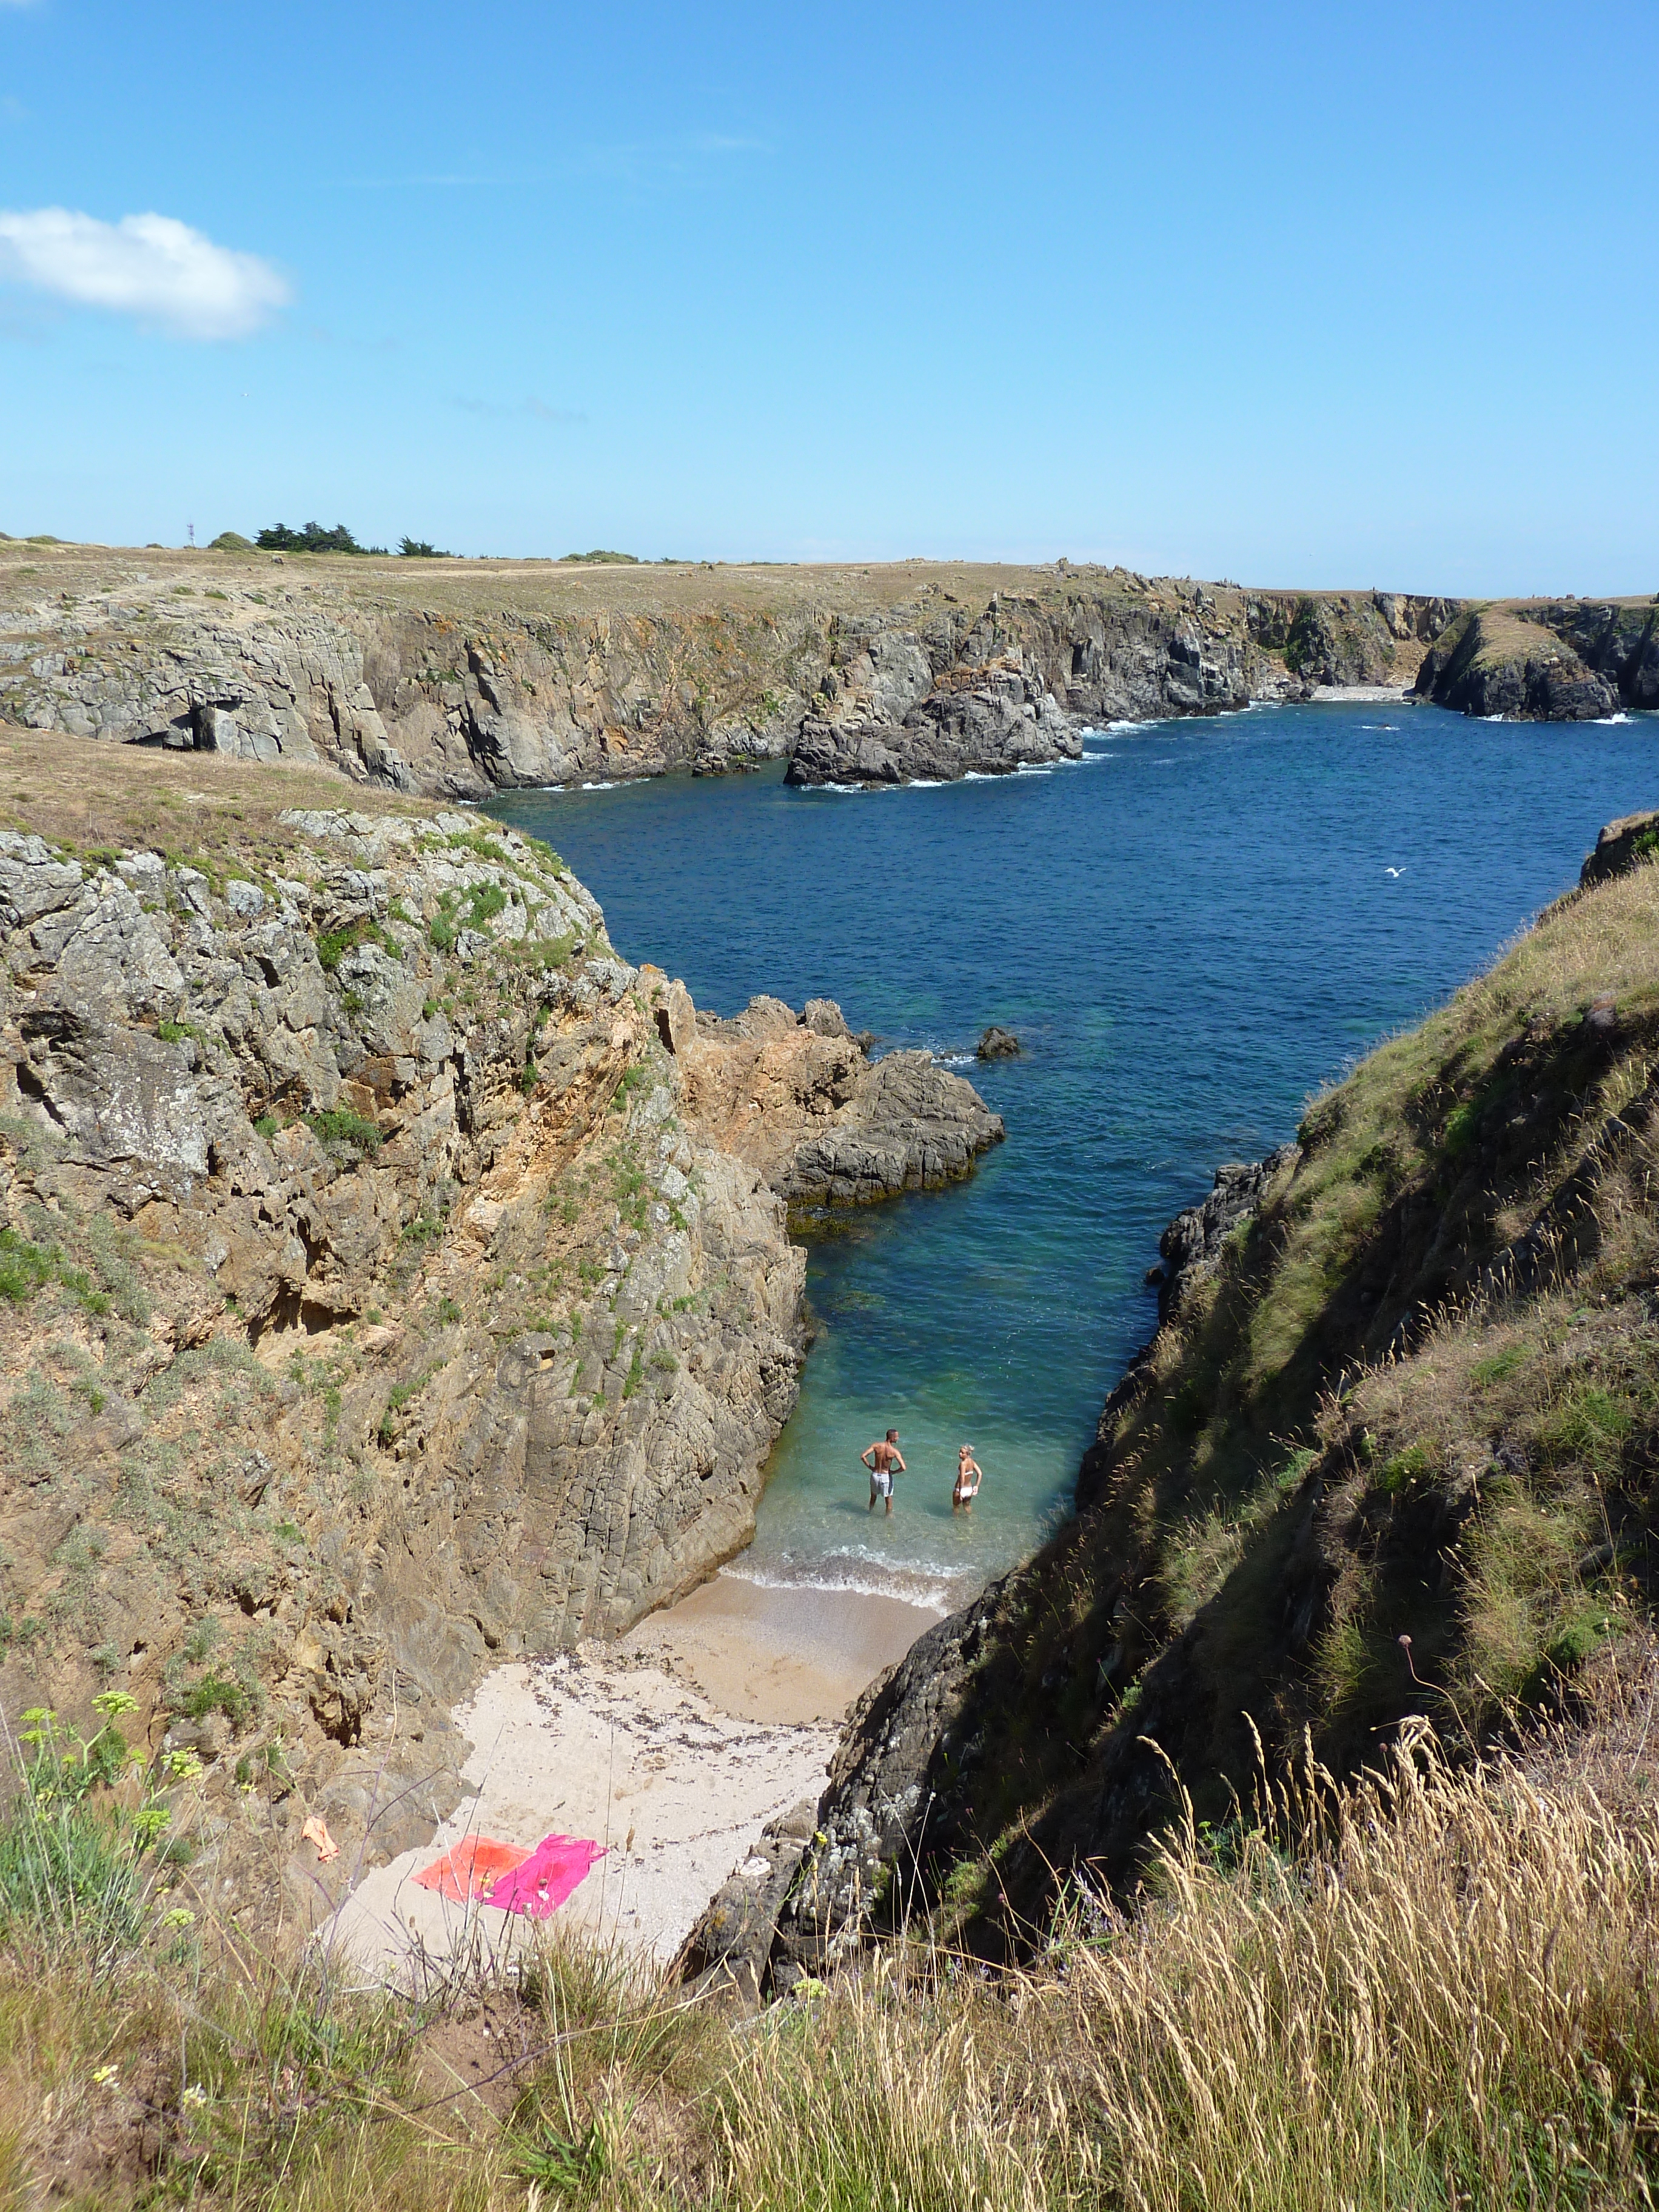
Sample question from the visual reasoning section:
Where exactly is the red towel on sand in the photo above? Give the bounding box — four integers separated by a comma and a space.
412, 1835, 531, 1902
485, 1834, 606, 1918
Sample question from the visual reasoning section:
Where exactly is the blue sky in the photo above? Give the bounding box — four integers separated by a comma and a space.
1, 0, 1654, 591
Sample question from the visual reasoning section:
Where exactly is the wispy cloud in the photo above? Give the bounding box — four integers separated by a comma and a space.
451, 394, 586, 426
577, 132, 771, 186
335, 173, 523, 190
0, 207, 290, 337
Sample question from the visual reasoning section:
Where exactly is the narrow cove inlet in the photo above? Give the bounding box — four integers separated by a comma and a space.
486, 700, 1659, 1620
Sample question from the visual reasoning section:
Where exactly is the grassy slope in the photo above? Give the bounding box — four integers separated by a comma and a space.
2, 1657, 1655, 2208
916, 845, 1659, 1932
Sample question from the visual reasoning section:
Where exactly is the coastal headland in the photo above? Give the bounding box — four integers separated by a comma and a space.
5, 537, 1652, 802
0, 723, 996, 1929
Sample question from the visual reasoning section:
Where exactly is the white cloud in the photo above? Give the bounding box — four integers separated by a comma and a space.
0, 207, 290, 338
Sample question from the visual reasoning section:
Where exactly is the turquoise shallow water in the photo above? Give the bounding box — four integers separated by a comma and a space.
486, 703, 1659, 1608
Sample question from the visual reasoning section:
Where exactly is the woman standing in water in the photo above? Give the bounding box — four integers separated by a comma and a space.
953, 1445, 983, 1513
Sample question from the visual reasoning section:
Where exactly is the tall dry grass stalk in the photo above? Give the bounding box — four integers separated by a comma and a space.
697, 1728, 1659, 2212
3, 1720, 1657, 2208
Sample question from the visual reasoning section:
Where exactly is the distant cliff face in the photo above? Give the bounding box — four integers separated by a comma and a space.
0, 549, 1478, 798
1414, 600, 1659, 720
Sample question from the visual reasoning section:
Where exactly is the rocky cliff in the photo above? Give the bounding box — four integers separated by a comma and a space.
689, 811, 1659, 1991
0, 725, 999, 1914
1412, 598, 1659, 720
0, 543, 1480, 800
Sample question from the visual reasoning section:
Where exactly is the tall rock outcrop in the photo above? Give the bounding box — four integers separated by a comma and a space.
1413, 606, 1620, 719
0, 736, 1007, 1912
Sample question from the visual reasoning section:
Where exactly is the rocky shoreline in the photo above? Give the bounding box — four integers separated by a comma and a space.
4, 541, 1571, 802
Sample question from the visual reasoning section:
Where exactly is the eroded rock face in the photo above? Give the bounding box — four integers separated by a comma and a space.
656, 988, 1004, 1220
0, 810, 812, 1913
786, 657, 1081, 787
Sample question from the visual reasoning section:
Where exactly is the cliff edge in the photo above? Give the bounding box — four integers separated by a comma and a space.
0, 725, 999, 1922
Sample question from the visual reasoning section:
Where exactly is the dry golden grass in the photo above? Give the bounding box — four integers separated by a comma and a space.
4, 1689, 1658, 2209
0, 720, 423, 863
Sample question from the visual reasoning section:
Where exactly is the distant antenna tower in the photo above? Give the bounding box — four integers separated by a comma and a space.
186, 521, 195, 548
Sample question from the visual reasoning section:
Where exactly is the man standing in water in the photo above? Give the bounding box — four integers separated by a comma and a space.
862, 1429, 905, 1515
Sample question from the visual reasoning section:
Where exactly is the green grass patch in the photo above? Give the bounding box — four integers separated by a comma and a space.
307, 1108, 381, 1153
314, 916, 397, 973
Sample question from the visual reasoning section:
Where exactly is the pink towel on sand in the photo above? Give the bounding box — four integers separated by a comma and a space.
484, 1833, 607, 1919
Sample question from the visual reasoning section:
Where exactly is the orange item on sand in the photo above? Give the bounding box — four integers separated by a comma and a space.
300, 1816, 340, 1864
412, 1835, 531, 1903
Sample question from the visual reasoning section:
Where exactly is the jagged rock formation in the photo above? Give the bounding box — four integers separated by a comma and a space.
655, 988, 1002, 1219
786, 657, 1079, 786
1413, 606, 1621, 719
1533, 600, 1659, 708
1145, 1145, 1300, 1324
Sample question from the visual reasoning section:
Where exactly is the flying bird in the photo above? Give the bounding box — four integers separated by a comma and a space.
1384, 866, 1406, 878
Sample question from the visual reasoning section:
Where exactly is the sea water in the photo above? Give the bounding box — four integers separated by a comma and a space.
486, 702, 1658, 1609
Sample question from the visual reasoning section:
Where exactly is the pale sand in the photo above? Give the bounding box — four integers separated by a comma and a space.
323, 1573, 942, 1974
619, 1569, 943, 1724
1310, 683, 1416, 704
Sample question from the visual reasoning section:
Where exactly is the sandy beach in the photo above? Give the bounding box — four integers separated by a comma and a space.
324, 1570, 943, 1975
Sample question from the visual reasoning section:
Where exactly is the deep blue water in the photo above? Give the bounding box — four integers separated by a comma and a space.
486, 703, 1658, 1607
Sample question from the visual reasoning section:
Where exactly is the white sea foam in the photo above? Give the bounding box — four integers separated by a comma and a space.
905, 777, 943, 788
724, 1558, 959, 1614
1595, 712, 1634, 726
579, 779, 619, 789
